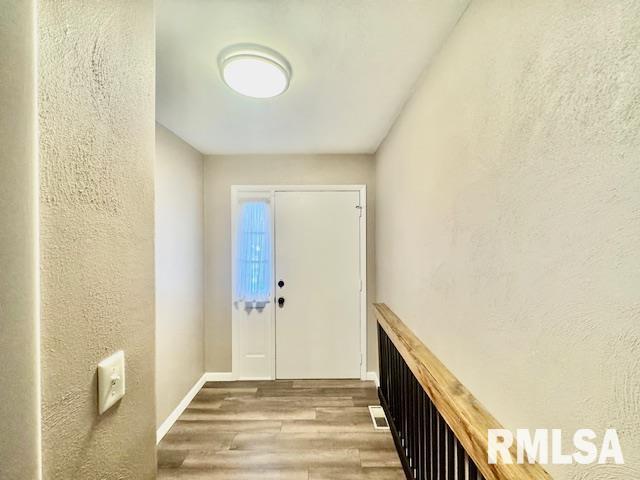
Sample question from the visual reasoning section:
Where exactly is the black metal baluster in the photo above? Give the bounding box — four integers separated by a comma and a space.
405, 363, 409, 457
417, 387, 423, 480
407, 372, 412, 472
446, 425, 455, 479
439, 412, 446, 480
384, 330, 389, 402
467, 454, 477, 480
393, 347, 400, 426
435, 414, 440, 480
394, 339, 398, 420
405, 363, 410, 457
408, 368, 413, 466
431, 399, 437, 480
391, 336, 396, 422
387, 337, 391, 408
396, 342, 400, 423
425, 393, 432, 480
378, 325, 384, 398
396, 344, 401, 425
390, 339, 395, 421
456, 439, 465, 480
415, 375, 420, 479
402, 361, 408, 453
410, 373, 416, 475
378, 330, 382, 386
421, 390, 428, 480
415, 377, 421, 479
386, 332, 390, 401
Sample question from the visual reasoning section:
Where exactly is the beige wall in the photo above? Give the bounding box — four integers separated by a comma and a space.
0, 1, 41, 478
39, 2, 156, 478
376, 1, 640, 479
204, 154, 376, 373
156, 123, 205, 427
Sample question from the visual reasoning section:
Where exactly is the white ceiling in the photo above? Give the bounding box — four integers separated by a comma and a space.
156, 0, 469, 155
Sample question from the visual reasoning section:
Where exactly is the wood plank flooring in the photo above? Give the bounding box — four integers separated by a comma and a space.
158, 379, 404, 480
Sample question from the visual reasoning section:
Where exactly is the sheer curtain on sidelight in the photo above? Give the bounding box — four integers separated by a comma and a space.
235, 200, 272, 304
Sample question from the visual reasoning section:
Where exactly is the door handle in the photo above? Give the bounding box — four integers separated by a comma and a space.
278, 297, 285, 307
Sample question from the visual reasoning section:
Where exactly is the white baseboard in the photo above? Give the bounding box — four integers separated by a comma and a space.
205, 372, 275, 381
203, 371, 234, 382
156, 372, 207, 444
366, 371, 380, 387
205, 371, 377, 383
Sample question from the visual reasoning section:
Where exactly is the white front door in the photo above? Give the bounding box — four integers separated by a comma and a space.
274, 190, 362, 379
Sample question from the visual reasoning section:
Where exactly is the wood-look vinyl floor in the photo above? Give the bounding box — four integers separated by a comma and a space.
158, 380, 404, 480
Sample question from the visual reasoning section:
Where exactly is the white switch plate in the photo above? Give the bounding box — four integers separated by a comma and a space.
97, 350, 125, 414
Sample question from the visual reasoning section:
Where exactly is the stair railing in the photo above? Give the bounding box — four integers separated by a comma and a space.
375, 303, 552, 480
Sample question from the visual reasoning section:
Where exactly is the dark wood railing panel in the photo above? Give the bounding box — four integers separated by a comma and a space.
375, 303, 552, 480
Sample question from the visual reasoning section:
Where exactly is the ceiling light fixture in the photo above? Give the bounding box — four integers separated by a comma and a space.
218, 44, 292, 99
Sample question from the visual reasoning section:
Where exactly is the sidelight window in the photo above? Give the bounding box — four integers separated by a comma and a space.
235, 200, 272, 303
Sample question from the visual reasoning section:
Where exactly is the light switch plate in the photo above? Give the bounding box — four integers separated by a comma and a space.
97, 350, 125, 414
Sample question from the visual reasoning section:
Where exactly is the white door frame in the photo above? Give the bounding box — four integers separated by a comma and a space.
231, 185, 367, 381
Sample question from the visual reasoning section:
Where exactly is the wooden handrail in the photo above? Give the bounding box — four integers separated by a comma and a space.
374, 303, 552, 480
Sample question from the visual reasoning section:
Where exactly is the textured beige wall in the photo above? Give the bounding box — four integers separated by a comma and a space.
204, 155, 376, 373
376, 1, 640, 479
39, 1, 156, 478
156, 123, 205, 427
0, 1, 41, 478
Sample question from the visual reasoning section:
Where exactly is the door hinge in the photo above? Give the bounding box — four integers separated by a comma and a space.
360, 353, 363, 366
359, 278, 363, 292
356, 205, 363, 217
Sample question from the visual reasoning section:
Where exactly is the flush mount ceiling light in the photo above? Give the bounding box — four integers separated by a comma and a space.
218, 44, 292, 99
